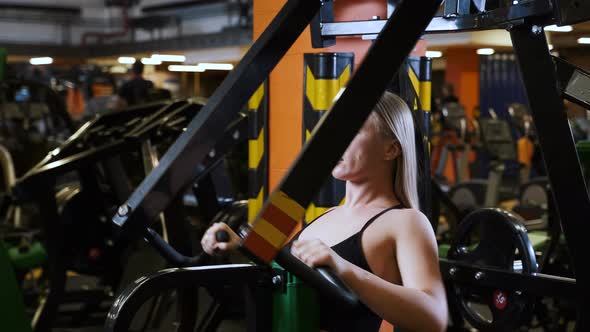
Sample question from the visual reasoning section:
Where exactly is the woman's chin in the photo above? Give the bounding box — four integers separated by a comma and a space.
332, 169, 351, 181
331, 169, 345, 180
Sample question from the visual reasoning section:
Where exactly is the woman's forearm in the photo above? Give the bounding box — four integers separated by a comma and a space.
340, 264, 447, 332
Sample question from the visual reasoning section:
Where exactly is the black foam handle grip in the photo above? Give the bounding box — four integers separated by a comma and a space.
144, 227, 207, 267
274, 245, 359, 309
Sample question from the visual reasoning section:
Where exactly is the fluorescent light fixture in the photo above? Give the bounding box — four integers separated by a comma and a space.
30, 57, 53, 65
110, 65, 129, 74
425, 51, 443, 58
197, 63, 234, 71
141, 57, 162, 65
152, 54, 186, 62
476, 48, 495, 55
545, 25, 573, 32
168, 65, 205, 72
168, 63, 233, 72
548, 44, 554, 50
578, 37, 590, 44
118, 56, 135, 64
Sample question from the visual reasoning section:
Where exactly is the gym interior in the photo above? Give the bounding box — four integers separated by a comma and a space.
1, 0, 590, 331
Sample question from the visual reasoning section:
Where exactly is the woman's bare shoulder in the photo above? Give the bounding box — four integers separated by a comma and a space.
379, 208, 435, 238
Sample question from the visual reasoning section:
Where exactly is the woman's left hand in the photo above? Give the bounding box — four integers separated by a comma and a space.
291, 238, 351, 276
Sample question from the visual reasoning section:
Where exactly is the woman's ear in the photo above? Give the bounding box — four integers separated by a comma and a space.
384, 140, 401, 161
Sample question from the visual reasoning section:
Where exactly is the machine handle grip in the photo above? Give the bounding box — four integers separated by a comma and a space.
274, 245, 359, 309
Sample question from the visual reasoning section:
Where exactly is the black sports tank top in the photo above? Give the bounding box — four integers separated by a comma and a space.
292, 205, 403, 332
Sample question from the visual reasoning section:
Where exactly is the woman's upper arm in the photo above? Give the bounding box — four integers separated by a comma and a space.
394, 210, 446, 302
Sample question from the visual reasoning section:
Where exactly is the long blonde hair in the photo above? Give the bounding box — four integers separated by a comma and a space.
371, 92, 420, 209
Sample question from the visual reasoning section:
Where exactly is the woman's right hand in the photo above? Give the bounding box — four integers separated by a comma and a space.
200, 222, 241, 255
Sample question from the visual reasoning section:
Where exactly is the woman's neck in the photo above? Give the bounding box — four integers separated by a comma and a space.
344, 175, 400, 209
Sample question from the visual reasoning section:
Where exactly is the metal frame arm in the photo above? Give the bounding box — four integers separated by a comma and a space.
511, 23, 590, 330
440, 259, 578, 299
104, 264, 270, 332
113, 0, 322, 234
317, 0, 552, 40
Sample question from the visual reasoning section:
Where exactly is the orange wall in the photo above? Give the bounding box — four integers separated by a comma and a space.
444, 47, 480, 118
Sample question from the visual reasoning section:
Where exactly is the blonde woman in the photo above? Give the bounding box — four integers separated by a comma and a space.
202, 92, 447, 332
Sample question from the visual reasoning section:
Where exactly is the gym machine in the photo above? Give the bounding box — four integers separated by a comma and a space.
434, 102, 476, 185
104, 0, 590, 331
0, 80, 74, 177
1, 98, 249, 331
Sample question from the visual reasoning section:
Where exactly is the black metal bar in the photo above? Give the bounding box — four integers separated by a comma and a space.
144, 228, 207, 267
320, 0, 552, 37
195, 300, 222, 332
17, 141, 128, 190
193, 174, 221, 222
440, 259, 578, 299
32, 180, 63, 332
162, 199, 193, 258
103, 265, 270, 332
310, 0, 336, 48
112, 0, 322, 231
125, 101, 199, 140
241, 0, 441, 304
443, 0, 471, 17
553, 56, 590, 110
510, 24, 590, 331
177, 287, 199, 332
192, 113, 248, 185
102, 156, 134, 203
244, 278, 274, 332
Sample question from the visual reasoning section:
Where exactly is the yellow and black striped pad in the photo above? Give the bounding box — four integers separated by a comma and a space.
242, 191, 305, 262
248, 82, 269, 223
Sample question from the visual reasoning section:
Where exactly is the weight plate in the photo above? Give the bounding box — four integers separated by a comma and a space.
448, 208, 538, 331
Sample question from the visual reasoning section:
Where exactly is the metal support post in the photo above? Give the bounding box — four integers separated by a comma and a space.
511, 23, 590, 330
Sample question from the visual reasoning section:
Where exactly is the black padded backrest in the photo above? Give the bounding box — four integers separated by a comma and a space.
441, 102, 467, 136
479, 118, 517, 161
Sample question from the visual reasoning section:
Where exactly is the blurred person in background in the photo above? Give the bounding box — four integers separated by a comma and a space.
115, 60, 153, 109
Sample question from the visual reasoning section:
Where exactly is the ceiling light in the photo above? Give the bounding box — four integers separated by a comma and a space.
545, 25, 573, 32
152, 54, 186, 62
425, 51, 443, 58
110, 65, 129, 74
168, 65, 205, 72
30, 57, 53, 65
141, 57, 162, 65
578, 37, 590, 44
197, 63, 234, 70
118, 56, 135, 64
476, 48, 495, 55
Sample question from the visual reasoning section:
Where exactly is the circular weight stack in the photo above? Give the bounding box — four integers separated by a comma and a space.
448, 208, 538, 331
520, 183, 548, 209
449, 185, 484, 214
